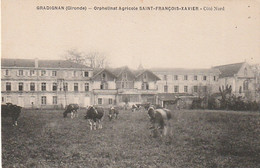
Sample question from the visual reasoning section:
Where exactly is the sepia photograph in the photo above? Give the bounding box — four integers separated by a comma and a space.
1, 0, 260, 167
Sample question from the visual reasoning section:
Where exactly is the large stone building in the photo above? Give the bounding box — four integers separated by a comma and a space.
1, 58, 258, 109
151, 68, 221, 107
90, 66, 160, 106
212, 62, 257, 101
1, 58, 160, 108
1, 58, 93, 108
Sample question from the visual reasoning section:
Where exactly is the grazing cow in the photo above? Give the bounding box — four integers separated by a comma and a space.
147, 106, 172, 137
84, 106, 104, 130
132, 104, 138, 112
1, 103, 22, 126
108, 107, 119, 121
63, 104, 79, 119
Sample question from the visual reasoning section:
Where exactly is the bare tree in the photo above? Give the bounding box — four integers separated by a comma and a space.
63, 49, 110, 68
85, 51, 110, 68
63, 49, 86, 65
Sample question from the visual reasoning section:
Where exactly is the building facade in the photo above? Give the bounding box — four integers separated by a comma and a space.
151, 68, 220, 95
1, 59, 160, 108
1, 58, 258, 109
91, 66, 160, 106
150, 68, 221, 107
1, 59, 93, 109
213, 62, 257, 101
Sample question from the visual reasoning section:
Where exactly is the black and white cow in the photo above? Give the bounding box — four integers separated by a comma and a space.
84, 106, 104, 130
1, 103, 22, 126
132, 104, 138, 112
108, 106, 119, 121
63, 104, 79, 119
147, 106, 172, 137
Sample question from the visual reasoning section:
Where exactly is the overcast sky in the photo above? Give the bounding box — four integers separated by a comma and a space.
2, 0, 260, 69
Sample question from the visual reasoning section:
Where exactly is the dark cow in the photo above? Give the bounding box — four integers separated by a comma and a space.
108, 107, 119, 121
84, 106, 104, 130
147, 106, 172, 137
1, 103, 22, 126
63, 104, 79, 118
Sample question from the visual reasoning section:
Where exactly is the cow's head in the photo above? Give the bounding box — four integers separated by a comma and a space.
63, 111, 67, 118
148, 107, 156, 121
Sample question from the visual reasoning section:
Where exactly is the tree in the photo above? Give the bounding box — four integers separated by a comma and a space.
63, 49, 110, 68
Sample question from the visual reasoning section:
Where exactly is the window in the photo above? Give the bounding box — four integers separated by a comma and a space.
239, 86, 242, 94
18, 82, 23, 91
19, 70, 23, 76
41, 83, 46, 91
101, 73, 106, 80
174, 85, 179, 93
53, 83, 57, 91
164, 85, 168, 93
63, 83, 68, 91
184, 75, 188, 80
30, 83, 35, 91
243, 80, 249, 91
109, 98, 113, 104
74, 83, 78, 91
100, 82, 108, 90
30, 70, 35, 76
98, 98, 102, 105
84, 71, 89, 77
53, 96, 57, 105
41, 70, 46, 76
6, 82, 11, 91
5, 69, 9, 76
121, 81, 127, 89
194, 75, 198, 80
163, 75, 167, 80
174, 75, 178, 80
213, 76, 216, 81
194, 86, 198, 93
184, 86, 188, 93
52, 71, 57, 76
203, 76, 207, 81
41, 96, 47, 105
85, 83, 89, 91
2, 97, 4, 103
142, 82, 149, 90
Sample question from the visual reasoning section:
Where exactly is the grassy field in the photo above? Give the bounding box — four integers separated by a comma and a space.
2, 108, 260, 168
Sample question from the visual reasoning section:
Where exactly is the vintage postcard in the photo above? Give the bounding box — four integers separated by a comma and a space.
1, 0, 260, 167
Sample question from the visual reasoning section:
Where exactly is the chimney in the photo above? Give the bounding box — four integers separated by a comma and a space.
35, 58, 38, 68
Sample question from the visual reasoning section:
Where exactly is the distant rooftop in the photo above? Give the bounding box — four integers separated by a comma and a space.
150, 68, 220, 74
213, 62, 245, 78
1, 58, 90, 69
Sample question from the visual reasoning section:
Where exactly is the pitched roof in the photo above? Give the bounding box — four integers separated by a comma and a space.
92, 68, 116, 79
1, 58, 90, 69
108, 66, 136, 77
133, 69, 161, 80
151, 68, 220, 74
213, 62, 244, 78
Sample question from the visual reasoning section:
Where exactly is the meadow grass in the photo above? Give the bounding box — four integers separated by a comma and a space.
2, 109, 260, 168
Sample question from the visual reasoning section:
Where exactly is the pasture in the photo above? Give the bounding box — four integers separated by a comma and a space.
2, 108, 260, 168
